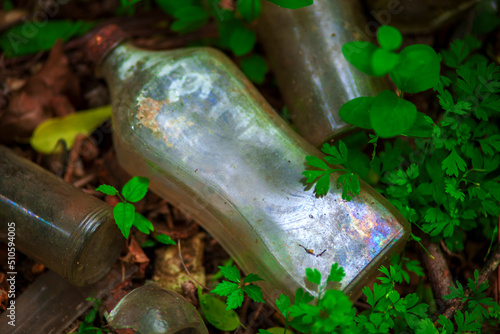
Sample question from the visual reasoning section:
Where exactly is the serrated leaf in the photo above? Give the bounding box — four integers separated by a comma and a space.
370, 90, 417, 138
30, 105, 111, 154
243, 285, 265, 303
226, 289, 244, 310
219, 265, 241, 283
198, 292, 239, 331
403, 112, 434, 137
390, 44, 440, 93
122, 176, 150, 202
133, 212, 154, 234
95, 184, 118, 196
156, 234, 176, 245
314, 173, 331, 196
243, 273, 264, 284
211, 281, 239, 297
305, 155, 328, 170
305, 268, 321, 285
113, 202, 135, 239
339, 96, 375, 129
442, 149, 467, 177
326, 263, 345, 283
276, 294, 291, 317
294, 288, 314, 305
377, 25, 402, 51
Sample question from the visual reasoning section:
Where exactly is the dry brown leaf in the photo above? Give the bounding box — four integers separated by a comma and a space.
0, 39, 80, 142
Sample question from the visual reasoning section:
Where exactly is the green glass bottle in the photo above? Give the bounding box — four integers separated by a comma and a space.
87, 25, 409, 302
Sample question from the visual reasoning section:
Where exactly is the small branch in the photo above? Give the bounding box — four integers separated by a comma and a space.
177, 239, 208, 290
414, 230, 454, 304
441, 245, 500, 320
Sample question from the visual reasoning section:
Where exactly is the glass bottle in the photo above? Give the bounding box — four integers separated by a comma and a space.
107, 283, 208, 334
0, 145, 124, 286
258, 0, 388, 147
87, 25, 409, 302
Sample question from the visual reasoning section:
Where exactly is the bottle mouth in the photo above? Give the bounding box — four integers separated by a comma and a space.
85, 24, 129, 69
63, 205, 124, 286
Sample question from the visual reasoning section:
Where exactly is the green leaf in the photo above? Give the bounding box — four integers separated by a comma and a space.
156, 234, 176, 245
0, 20, 95, 58
370, 90, 417, 138
377, 25, 402, 51
339, 96, 375, 129
371, 48, 400, 76
243, 285, 265, 303
211, 281, 239, 297
155, 0, 197, 15
442, 149, 467, 177
122, 176, 150, 202
260, 328, 290, 334
240, 54, 268, 84
170, 6, 210, 34
265, 0, 313, 9
95, 184, 118, 196
294, 288, 314, 305
30, 105, 112, 154
305, 155, 329, 170
237, 0, 261, 22
219, 265, 241, 283
403, 112, 434, 137
315, 173, 331, 196
113, 202, 135, 239
198, 290, 239, 331
229, 25, 256, 56
327, 263, 345, 283
305, 268, 321, 285
276, 294, 291, 317
226, 289, 244, 310
243, 273, 264, 284
342, 41, 379, 76
390, 44, 440, 93
133, 212, 154, 234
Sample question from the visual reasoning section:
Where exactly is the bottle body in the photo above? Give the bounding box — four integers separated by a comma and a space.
0, 146, 124, 286
258, 0, 388, 146
100, 43, 409, 300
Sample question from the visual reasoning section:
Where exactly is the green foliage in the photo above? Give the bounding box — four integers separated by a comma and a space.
96, 177, 175, 245
266, 0, 313, 9
302, 140, 361, 200
0, 20, 95, 58
240, 54, 268, 84
198, 286, 240, 331
76, 298, 108, 334
340, 25, 439, 138
211, 265, 265, 310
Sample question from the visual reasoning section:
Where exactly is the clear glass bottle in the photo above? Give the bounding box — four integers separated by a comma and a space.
258, 0, 388, 147
87, 25, 409, 301
107, 283, 208, 334
0, 145, 124, 286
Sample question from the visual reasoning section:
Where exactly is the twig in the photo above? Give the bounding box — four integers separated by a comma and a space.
441, 245, 500, 320
243, 303, 265, 334
73, 173, 96, 188
177, 239, 208, 290
414, 230, 454, 304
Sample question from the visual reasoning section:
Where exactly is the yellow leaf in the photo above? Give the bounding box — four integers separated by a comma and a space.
30, 105, 112, 154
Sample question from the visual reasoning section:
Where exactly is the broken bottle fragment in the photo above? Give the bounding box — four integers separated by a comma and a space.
107, 283, 208, 334
0, 145, 124, 286
86, 25, 409, 302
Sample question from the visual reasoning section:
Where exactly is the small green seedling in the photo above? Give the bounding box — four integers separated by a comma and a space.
340, 25, 439, 138
302, 140, 361, 200
211, 264, 265, 310
96, 176, 175, 245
